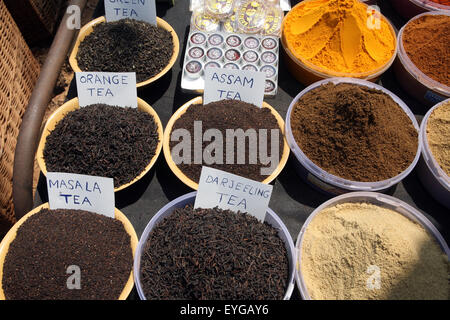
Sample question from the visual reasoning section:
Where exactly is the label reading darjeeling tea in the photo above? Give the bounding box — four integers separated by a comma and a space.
47, 172, 115, 218
75, 72, 138, 108
104, 0, 156, 25
204, 68, 265, 107
194, 167, 273, 222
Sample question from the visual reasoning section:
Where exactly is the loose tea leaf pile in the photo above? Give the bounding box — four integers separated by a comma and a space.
290, 82, 418, 182
169, 100, 284, 182
2, 209, 133, 300
76, 19, 174, 82
140, 205, 289, 300
44, 104, 159, 187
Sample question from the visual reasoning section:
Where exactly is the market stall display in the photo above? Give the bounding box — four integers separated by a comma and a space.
4, 0, 450, 302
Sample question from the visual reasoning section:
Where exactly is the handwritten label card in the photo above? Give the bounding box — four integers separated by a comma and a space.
47, 172, 115, 218
75, 72, 137, 108
194, 167, 273, 222
105, 0, 157, 25
204, 68, 266, 107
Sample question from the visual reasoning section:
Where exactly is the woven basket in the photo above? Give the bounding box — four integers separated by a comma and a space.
4, 0, 64, 45
0, 0, 40, 229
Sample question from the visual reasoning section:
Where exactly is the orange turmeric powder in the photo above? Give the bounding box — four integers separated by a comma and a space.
283, 0, 396, 75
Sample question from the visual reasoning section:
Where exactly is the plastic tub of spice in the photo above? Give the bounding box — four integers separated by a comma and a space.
295, 192, 450, 300
281, 0, 397, 86
0, 203, 138, 300
163, 96, 290, 190
391, 0, 450, 20
134, 191, 296, 300
36, 98, 164, 192
417, 99, 450, 208
393, 12, 450, 106
285, 77, 421, 195
69, 16, 180, 88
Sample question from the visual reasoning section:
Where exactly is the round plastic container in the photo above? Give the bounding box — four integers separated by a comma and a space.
0, 203, 138, 300
393, 12, 450, 106
281, 0, 397, 86
163, 96, 290, 190
69, 16, 180, 88
417, 99, 450, 208
36, 97, 164, 192
295, 192, 450, 300
285, 77, 421, 195
134, 191, 296, 300
391, 0, 450, 20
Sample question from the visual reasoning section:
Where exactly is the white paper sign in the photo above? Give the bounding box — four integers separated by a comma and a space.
204, 68, 266, 108
76, 72, 137, 108
194, 167, 273, 222
105, 0, 156, 25
47, 172, 115, 218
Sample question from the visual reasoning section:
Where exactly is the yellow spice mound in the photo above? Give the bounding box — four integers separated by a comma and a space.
283, 0, 396, 74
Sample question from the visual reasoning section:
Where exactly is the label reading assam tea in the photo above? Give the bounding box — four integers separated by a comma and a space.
204, 68, 265, 108
194, 167, 272, 222
46, 172, 115, 218
105, 0, 156, 25
76, 72, 137, 108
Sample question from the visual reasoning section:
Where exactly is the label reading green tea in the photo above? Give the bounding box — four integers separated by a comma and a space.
105, 0, 156, 25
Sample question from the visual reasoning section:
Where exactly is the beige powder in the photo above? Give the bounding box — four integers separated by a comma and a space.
300, 202, 449, 300
427, 101, 450, 176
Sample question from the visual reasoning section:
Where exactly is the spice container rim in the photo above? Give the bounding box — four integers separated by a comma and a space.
68, 16, 180, 88
294, 191, 450, 300
162, 96, 290, 190
285, 77, 422, 192
36, 97, 164, 192
0, 203, 139, 300
281, 0, 398, 80
133, 191, 296, 300
396, 11, 450, 97
419, 98, 450, 189
409, 0, 450, 11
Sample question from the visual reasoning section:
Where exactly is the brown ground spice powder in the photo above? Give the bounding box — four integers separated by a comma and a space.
427, 100, 450, 176
301, 202, 449, 300
402, 14, 450, 87
290, 83, 418, 182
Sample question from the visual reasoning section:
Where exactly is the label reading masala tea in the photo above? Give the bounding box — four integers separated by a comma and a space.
46, 172, 115, 218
